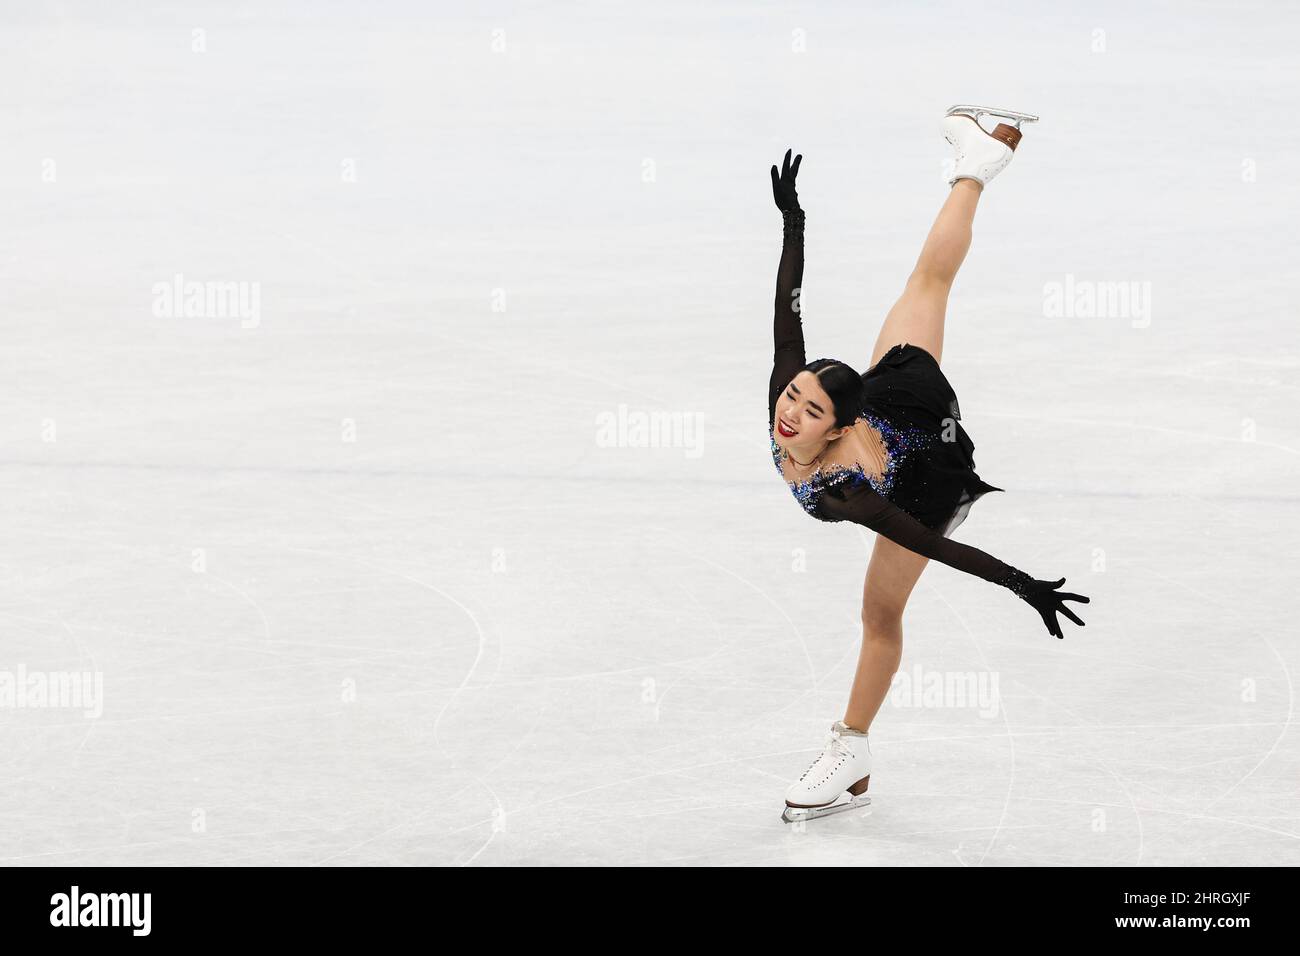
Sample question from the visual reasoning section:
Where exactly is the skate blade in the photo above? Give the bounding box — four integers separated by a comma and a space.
945, 104, 1039, 126
781, 793, 871, 824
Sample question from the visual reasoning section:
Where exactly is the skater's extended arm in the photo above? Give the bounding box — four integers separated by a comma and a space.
820, 479, 1089, 638
769, 149, 807, 424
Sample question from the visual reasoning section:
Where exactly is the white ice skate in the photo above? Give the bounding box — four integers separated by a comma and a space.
942, 104, 1038, 187
781, 720, 872, 824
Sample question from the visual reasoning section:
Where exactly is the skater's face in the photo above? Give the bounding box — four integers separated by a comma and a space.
773, 371, 843, 451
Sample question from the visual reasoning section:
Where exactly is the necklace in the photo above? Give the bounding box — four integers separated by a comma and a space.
786, 443, 828, 469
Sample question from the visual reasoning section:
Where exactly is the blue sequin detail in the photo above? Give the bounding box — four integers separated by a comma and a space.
770, 414, 933, 517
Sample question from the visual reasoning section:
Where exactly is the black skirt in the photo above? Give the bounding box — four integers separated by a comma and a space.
859, 343, 1002, 536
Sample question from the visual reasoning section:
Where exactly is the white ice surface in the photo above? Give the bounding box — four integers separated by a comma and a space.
1, 1, 1298, 866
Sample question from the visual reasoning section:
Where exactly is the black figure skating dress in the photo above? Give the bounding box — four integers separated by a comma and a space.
767, 207, 1031, 595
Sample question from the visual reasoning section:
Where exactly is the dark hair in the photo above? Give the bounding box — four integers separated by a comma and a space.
803, 358, 865, 428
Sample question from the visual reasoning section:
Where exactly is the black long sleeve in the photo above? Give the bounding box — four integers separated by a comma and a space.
818, 476, 1030, 593
768, 208, 808, 425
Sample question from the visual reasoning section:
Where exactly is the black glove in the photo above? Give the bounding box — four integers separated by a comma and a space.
997, 569, 1090, 639
770, 148, 802, 213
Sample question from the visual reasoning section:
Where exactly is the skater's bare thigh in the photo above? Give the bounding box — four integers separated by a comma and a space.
869, 276, 949, 368
862, 532, 930, 621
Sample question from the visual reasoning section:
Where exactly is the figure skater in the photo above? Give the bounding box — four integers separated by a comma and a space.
769, 106, 1090, 823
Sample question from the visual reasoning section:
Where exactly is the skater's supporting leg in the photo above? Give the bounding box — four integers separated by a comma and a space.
843, 534, 929, 731
869, 179, 983, 368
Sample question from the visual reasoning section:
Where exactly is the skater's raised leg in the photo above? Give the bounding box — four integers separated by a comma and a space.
843, 532, 929, 731
869, 179, 982, 368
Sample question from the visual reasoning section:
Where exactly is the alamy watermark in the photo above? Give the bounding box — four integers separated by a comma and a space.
50, 886, 150, 936
0, 665, 103, 718
595, 404, 704, 458
1043, 273, 1151, 327
888, 664, 1000, 719
152, 273, 261, 328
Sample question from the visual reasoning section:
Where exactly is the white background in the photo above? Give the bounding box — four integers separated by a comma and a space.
1, 1, 1297, 865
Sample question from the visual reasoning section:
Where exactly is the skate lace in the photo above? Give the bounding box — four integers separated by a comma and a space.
798, 729, 855, 781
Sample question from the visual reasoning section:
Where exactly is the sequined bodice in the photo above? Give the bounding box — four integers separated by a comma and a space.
770, 412, 933, 517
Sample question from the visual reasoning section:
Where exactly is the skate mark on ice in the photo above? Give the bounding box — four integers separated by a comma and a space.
644, 528, 819, 697
924, 582, 1021, 866
282, 546, 509, 866
1007, 677, 1147, 865
981, 410, 1300, 458
1137, 563, 1294, 817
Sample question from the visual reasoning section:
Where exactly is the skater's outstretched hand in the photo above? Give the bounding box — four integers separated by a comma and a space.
1010, 575, 1090, 639
770, 148, 802, 212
